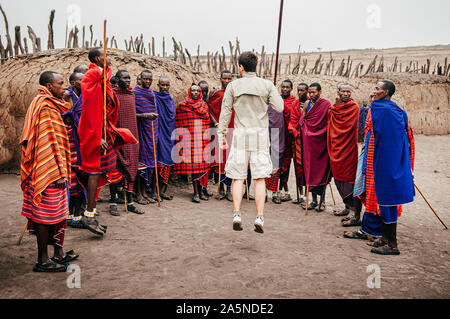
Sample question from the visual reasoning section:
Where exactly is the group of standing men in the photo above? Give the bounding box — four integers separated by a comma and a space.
19, 49, 415, 272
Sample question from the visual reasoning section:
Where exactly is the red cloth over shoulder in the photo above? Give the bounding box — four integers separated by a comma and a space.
327, 99, 359, 183
78, 63, 137, 175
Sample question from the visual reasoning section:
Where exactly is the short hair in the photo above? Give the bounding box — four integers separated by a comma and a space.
158, 76, 170, 83
198, 80, 208, 86
69, 72, 83, 83
39, 71, 57, 86
298, 83, 309, 89
338, 83, 352, 90
140, 70, 152, 77
238, 51, 258, 72
380, 80, 396, 97
309, 82, 322, 91
282, 79, 293, 88
115, 70, 129, 78
73, 65, 88, 73
220, 70, 232, 78
88, 47, 102, 63
110, 76, 118, 85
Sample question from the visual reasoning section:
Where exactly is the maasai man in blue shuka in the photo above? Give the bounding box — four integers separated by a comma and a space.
132, 70, 159, 204
347, 80, 414, 256
155, 76, 177, 200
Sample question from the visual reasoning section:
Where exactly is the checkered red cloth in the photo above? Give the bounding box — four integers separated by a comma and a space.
265, 169, 281, 192
114, 87, 140, 191
159, 164, 171, 185
172, 87, 211, 174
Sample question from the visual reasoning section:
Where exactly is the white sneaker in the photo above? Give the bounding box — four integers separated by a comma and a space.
254, 215, 264, 233
233, 212, 243, 231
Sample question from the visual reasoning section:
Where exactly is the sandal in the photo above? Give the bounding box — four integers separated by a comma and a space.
199, 192, 209, 201
342, 217, 361, 227
33, 260, 68, 272
70, 217, 85, 229
192, 194, 200, 203
109, 204, 120, 216
272, 196, 281, 204
367, 239, 387, 248
127, 204, 145, 214
343, 230, 368, 240
81, 217, 105, 236
203, 189, 214, 198
315, 202, 326, 212
135, 196, 150, 205
225, 191, 233, 202
334, 208, 350, 216
292, 197, 305, 205
301, 201, 318, 210
370, 246, 400, 255
51, 251, 79, 264
160, 193, 173, 200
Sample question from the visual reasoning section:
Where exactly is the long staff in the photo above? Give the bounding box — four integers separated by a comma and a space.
305, 185, 310, 215
217, 139, 222, 199
415, 183, 447, 229
17, 220, 28, 245
273, 0, 284, 85
103, 20, 107, 155
152, 121, 161, 207
328, 184, 336, 206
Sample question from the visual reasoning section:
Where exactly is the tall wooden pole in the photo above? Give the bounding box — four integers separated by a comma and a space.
103, 20, 107, 156
273, 0, 284, 85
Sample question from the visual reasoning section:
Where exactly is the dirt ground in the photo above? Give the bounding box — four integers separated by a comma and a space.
0, 135, 449, 299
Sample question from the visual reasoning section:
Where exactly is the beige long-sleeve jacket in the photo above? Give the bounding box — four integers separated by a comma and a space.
217, 72, 284, 152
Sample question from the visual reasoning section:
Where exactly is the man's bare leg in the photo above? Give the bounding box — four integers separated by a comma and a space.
253, 178, 265, 233
254, 178, 265, 216
232, 179, 244, 231
83, 174, 105, 234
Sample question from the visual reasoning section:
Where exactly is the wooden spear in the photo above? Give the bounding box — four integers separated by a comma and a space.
273, 0, 284, 85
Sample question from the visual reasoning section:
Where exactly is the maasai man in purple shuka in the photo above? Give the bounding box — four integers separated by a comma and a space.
264, 104, 286, 204
154, 76, 176, 200
298, 83, 331, 212
131, 70, 159, 205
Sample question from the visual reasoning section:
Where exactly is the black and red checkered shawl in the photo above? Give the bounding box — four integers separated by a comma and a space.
172, 87, 211, 174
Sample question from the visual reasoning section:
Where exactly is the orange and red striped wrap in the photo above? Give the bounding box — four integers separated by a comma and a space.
20, 86, 71, 206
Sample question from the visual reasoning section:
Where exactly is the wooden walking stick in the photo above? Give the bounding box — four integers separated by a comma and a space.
329, 183, 336, 206
102, 20, 107, 155
151, 120, 161, 207
245, 178, 250, 202
305, 185, 310, 215
415, 183, 447, 229
18, 219, 28, 245
217, 140, 222, 199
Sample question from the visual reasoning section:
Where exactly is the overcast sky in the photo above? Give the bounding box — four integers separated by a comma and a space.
1, 0, 449, 55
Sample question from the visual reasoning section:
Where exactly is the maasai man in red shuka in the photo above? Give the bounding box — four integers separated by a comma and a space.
172, 84, 211, 203
297, 83, 331, 212
327, 85, 363, 226
20, 71, 79, 272
112, 70, 144, 215
278, 79, 297, 203
288, 83, 309, 204
77, 48, 137, 236
208, 70, 234, 201
132, 70, 159, 205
